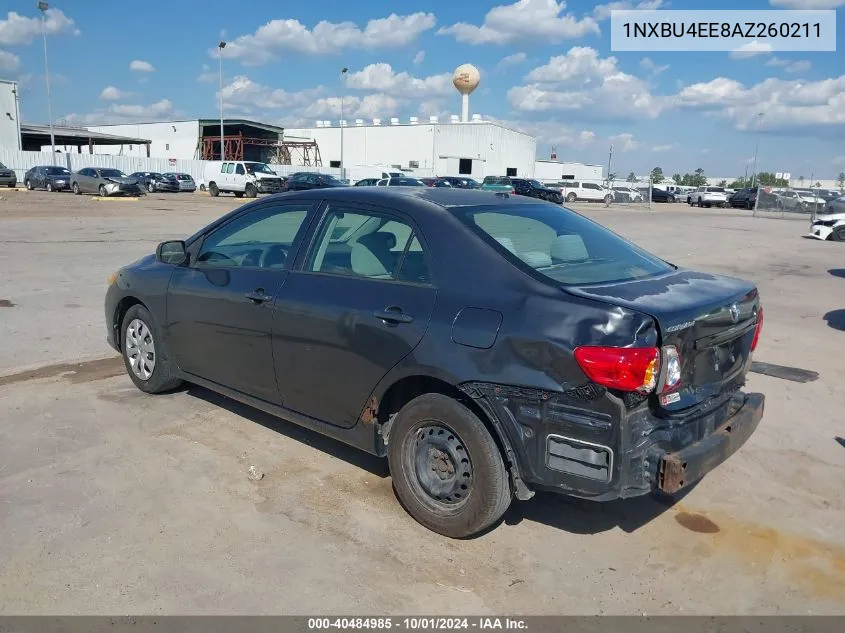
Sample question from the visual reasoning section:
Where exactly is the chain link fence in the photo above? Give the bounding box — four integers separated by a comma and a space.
751, 184, 836, 221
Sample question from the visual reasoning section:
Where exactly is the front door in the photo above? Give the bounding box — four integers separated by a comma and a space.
166, 200, 315, 403
273, 202, 437, 427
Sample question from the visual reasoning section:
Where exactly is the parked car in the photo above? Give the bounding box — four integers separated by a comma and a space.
203, 161, 284, 197
651, 188, 677, 203
23, 165, 72, 192
376, 177, 425, 187
353, 178, 381, 187
729, 187, 758, 209
163, 172, 197, 192
775, 190, 825, 213
688, 186, 728, 208
559, 181, 613, 204
611, 186, 644, 203
285, 172, 347, 192
0, 162, 17, 188
511, 178, 563, 203
438, 176, 481, 189
808, 197, 845, 241
130, 172, 180, 193
71, 168, 142, 196
481, 176, 515, 193
104, 187, 765, 538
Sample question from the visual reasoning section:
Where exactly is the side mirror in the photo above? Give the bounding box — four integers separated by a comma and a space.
156, 240, 187, 265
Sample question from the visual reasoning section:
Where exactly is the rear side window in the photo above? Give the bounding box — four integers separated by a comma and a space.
454, 204, 673, 286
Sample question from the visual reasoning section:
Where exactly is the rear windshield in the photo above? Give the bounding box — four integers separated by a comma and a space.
46, 167, 71, 175
453, 204, 674, 286
706, 187, 725, 192
484, 176, 511, 185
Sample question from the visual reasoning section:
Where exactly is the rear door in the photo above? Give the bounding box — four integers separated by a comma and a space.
272, 201, 437, 427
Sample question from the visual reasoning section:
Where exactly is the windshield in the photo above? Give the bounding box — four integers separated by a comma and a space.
320, 175, 344, 185
46, 167, 70, 175
99, 169, 125, 178
389, 172, 405, 178
388, 178, 424, 187
454, 203, 674, 286
244, 162, 276, 175
528, 180, 546, 188
484, 176, 511, 185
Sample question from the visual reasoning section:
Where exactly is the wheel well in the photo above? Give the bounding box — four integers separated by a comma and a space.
112, 297, 145, 351
376, 375, 508, 461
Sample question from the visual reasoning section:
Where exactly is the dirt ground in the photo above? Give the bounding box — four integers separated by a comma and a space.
0, 190, 843, 615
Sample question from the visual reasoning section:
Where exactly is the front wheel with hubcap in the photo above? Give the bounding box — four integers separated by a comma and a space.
98, 185, 108, 197
46, 182, 53, 192
72, 182, 80, 195
566, 192, 577, 202
388, 393, 512, 538
120, 304, 182, 394
147, 182, 155, 193
245, 183, 257, 198
25, 179, 33, 190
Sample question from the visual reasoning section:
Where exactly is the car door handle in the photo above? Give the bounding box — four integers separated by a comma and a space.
245, 288, 273, 303
374, 307, 414, 325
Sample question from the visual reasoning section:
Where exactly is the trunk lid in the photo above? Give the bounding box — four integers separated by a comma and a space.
566, 269, 760, 411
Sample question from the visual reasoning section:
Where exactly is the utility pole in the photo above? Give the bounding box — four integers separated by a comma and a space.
340, 67, 348, 179
37, 2, 55, 154
218, 40, 226, 161
606, 144, 613, 187
750, 112, 764, 187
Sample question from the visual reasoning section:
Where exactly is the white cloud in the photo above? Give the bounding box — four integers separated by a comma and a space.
129, 60, 155, 73
302, 94, 401, 120
437, 0, 599, 45
0, 9, 79, 46
651, 143, 676, 152
220, 75, 325, 110
729, 41, 773, 59
765, 57, 812, 73
413, 50, 425, 65
64, 99, 175, 125
640, 57, 669, 75
593, 0, 664, 21
218, 13, 435, 65
0, 49, 20, 71
609, 132, 639, 151
769, 1, 845, 7
496, 52, 528, 70
509, 47, 665, 121
345, 63, 454, 98
676, 75, 845, 131
417, 99, 450, 119
99, 86, 133, 101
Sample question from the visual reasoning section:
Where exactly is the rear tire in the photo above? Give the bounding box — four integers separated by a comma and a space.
25, 179, 33, 190
199, 184, 206, 192
566, 192, 577, 202
831, 226, 845, 242
388, 393, 512, 538
209, 182, 219, 197
120, 304, 182, 394
245, 183, 257, 198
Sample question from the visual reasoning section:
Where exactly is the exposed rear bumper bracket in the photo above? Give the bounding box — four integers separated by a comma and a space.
658, 392, 764, 494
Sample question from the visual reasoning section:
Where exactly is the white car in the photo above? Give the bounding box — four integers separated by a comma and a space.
558, 181, 613, 204
688, 186, 728, 208
808, 196, 845, 241
611, 186, 644, 202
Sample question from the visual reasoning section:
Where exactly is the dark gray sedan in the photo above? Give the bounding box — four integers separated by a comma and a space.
0, 162, 16, 188
104, 188, 765, 538
71, 167, 143, 196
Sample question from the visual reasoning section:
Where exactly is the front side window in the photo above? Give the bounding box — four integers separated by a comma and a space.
196, 203, 312, 269
99, 169, 125, 178
454, 204, 673, 286
236, 164, 245, 175
307, 206, 430, 283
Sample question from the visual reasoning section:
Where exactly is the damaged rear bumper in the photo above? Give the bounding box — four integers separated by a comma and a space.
657, 392, 764, 494
460, 382, 764, 502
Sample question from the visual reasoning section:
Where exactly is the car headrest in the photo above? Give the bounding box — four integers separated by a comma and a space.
358, 231, 396, 253
550, 234, 589, 262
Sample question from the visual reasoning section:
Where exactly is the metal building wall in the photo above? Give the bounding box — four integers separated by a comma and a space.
534, 160, 604, 182
0, 81, 20, 151
84, 121, 201, 159
434, 123, 537, 178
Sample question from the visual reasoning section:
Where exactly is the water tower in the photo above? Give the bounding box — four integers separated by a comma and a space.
452, 64, 480, 123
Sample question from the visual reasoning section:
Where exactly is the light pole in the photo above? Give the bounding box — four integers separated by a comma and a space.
750, 112, 764, 187
218, 40, 226, 161
37, 1, 55, 154
340, 67, 348, 178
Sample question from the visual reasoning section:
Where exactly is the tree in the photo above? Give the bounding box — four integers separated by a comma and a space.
607, 172, 618, 183
838, 172, 845, 189
626, 171, 637, 183
798, 176, 805, 186
718, 180, 727, 187
728, 179, 747, 189
672, 173, 683, 185
650, 167, 664, 183
756, 172, 789, 187
692, 167, 707, 187
814, 181, 822, 188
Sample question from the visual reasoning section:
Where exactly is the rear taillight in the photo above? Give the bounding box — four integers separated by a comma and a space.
659, 345, 682, 394
574, 346, 660, 393
751, 306, 763, 351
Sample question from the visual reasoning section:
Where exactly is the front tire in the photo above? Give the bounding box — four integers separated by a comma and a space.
46, 182, 53, 192
25, 179, 33, 190
99, 185, 107, 197
120, 304, 182, 394
388, 393, 512, 538
566, 192, 577, 202
147, 182, 155, 193
245, 183, 257, 198
831, 226, 845, 242
72, 182, 80, 195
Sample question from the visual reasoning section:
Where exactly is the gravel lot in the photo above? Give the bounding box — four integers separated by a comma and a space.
1, 190, 843, 615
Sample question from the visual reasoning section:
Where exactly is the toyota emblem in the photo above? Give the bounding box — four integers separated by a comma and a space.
729, 303, 740, 324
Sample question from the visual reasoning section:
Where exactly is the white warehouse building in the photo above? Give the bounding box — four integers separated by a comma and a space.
0, 79, 22, 151
533, 159, 604, 183
286, 118, 538, 180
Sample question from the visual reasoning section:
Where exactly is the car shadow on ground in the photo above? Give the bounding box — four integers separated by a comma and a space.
829, 269, 845, 279
823, 309, 845, 332
184, 384, 390, 479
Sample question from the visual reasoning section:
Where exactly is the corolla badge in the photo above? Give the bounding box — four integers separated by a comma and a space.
729, 303, 740, 324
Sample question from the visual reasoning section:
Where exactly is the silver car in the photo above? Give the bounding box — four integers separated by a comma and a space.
71, 167, 143, 197
163, 172, 197, 192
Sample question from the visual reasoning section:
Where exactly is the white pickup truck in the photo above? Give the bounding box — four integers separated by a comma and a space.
688, 186, 729, 208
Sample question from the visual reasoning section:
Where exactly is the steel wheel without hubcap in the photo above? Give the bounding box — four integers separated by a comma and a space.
125, 318, 156, 381
409, 423, 473, 507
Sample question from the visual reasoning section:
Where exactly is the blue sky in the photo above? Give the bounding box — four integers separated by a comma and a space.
1, 0, 844, 178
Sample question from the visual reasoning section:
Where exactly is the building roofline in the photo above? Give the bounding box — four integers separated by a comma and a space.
21, 123, 151, 144
535, 159, 604, 167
